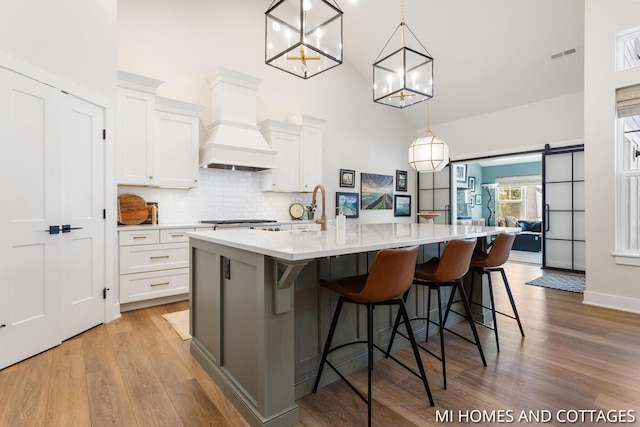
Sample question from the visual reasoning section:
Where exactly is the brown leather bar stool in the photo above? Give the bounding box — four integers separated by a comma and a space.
469, 232, 525, 352
386, 238, 486, 389
312, 245, 434, 427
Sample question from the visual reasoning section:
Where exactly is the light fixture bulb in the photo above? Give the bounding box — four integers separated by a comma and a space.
303, 0, 312, 11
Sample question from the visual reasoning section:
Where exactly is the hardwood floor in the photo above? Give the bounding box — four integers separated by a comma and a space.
1, 262, 639, 426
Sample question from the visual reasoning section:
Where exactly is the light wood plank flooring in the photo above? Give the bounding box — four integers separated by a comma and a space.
1, 262, 639, 426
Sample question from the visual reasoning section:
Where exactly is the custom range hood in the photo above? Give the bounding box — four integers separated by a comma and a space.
200, 67, 277, 171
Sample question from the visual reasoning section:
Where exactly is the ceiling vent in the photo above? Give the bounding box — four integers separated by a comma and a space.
551, 47, 578, 60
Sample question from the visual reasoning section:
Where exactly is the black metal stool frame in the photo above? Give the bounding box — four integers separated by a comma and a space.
467, 266, 525, 352
312, 294, 434, 427
386, 277, 487, 390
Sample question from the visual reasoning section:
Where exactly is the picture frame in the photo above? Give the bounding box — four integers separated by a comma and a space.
468, 176, 476, 192
475, 194, 482, 205
396, 170, 408, 191
340, 169, 355, 188
361, 173, 394, 210
454, 164, 467, 183
336, 192, 359, 218
394, 194, 411, 217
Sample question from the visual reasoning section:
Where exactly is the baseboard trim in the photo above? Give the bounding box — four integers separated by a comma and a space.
583, 290, 640, 314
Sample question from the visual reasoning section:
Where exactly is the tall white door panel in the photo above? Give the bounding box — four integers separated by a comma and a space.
0, 67, 63, 368
60, 94, 105, 338
0, 67, 105, 369
543, 148, 585, 272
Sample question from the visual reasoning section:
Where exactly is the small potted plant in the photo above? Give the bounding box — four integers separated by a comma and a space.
306, 203, 316, 220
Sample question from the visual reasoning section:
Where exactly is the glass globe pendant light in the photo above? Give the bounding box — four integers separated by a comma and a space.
408, 101, 449, 172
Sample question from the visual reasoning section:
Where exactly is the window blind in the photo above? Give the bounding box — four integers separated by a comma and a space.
616, 84, 640, 117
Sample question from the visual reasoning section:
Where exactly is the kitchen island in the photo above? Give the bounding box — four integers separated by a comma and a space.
188, 223, 516, 427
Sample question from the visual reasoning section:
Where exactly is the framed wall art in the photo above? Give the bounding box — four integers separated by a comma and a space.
454, 164, 467, 183
475, 194, 482, 205
361, 173, 393, 209
396, 170, 408, 191
394, 195, 411, 217
468, 176, 476, 192
336, 192, 359, 218
340, 169, 355, 188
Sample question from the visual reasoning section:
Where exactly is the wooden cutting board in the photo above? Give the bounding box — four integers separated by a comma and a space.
117, 194, 149, 225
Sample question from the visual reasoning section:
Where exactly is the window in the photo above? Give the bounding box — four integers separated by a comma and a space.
495, 177, 542, 223
616, 26, 640, 71
616, 84, 640, 256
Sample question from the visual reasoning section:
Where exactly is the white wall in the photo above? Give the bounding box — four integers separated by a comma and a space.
0, 0, 117, 99
583, 0, 640, 313
432, 92, 584, 160
117, 0, 416, 224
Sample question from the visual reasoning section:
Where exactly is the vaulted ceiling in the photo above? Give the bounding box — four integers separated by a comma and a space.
338, 0, 585, 127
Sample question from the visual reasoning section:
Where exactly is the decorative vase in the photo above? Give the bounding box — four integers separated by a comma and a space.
307, 211, 315, 220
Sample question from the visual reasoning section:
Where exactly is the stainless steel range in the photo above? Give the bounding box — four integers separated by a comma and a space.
200, 219, 280, 230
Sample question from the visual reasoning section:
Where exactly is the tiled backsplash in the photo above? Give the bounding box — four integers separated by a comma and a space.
117, 168, 312, 224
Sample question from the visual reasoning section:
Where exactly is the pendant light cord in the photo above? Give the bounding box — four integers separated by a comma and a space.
400, 0, 405, 46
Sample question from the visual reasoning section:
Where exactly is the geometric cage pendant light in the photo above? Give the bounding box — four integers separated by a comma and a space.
408, 101, 449, 172
373, 0, 433, 108
265, 0, 343, 79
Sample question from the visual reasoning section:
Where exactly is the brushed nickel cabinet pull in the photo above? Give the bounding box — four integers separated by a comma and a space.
150, 282, 170, 287
133, 235, 147, 239
150, 255, 170, 259
170, 234, 184, 238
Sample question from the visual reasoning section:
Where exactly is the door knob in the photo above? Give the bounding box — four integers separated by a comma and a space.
45, 225, 60, 234
62, 225, 83, 233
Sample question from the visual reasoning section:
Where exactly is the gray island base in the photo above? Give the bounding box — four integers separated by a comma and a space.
188, 223, 516, 427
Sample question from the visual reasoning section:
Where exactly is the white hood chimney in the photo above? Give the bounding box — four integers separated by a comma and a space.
200, 67, 277, 171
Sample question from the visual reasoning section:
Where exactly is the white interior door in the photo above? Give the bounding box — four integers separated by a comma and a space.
0, 67, 64, 368
60, 94, 105, 338
0, 68, 105, 369
543, 148, 585, 271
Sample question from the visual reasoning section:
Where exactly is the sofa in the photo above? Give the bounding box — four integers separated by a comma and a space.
512, 220, 542, 252
499, 216, 542, 252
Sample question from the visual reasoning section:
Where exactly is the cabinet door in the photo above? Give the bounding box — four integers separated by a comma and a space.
154, 112, 199, 188
116, 87, 154, 185
261, 124, 300, 192
300, 125, 323, 192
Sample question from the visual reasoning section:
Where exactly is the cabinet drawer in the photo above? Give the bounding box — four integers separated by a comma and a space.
119, 229, 160, 246
160, 228, 194, 243
120, 268, 189, 303
119, 242, 188, 274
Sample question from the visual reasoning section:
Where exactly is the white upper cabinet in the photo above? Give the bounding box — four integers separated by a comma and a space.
293, 114, 325, 192
259, 120, 301, 192
117, 71, 204, 188
260, 114, 325, 192
154, 97, 204, 188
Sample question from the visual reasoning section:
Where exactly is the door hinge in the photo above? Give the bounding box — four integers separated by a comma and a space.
103, 287, 110, 299
103, 209, 106, 219
102, 129, 106, 140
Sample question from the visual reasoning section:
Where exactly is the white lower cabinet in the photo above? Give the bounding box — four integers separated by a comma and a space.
119, 227, 196, 305
120, 268, 189, 304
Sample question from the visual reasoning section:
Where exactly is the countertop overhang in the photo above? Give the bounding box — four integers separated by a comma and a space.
188, 223, 520, 262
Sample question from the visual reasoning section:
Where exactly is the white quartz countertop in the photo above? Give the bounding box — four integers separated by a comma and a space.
188, 223, 520, 262
117, 223, 216, 231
